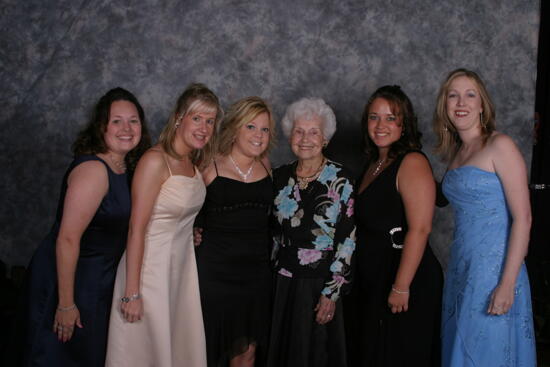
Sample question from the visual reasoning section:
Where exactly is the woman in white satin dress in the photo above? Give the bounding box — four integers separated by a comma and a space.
106, 83, 223, 367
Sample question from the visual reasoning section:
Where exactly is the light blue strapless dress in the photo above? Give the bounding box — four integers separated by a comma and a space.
441, 166, 536, 367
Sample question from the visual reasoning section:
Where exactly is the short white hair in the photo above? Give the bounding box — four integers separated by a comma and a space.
281, 97, 337, 141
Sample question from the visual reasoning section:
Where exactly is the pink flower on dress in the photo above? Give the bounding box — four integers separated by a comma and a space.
346, 198, 354, 217
278, 268, 293, 277
332, 274, 347, 286
327, 188, 339, 201
297, 248, 323, 265
293, 185, 301, 201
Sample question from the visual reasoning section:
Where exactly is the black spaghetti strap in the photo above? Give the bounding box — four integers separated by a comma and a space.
259, 160, 270, 175
213, 160, 219, 176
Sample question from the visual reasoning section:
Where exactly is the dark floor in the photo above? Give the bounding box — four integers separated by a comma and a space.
1, 261, 549, 366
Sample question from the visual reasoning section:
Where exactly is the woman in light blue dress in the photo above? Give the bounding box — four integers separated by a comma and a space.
434, 68, 536, 366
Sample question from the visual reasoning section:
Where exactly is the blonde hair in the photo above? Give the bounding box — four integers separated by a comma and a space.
158, 83, 223, 166
433, 68, 496, 161
217, 96, 275, 158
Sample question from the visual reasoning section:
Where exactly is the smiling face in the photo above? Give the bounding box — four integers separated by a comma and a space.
366, 98, 403, 154
290, 115, 326, 161
176, 107, 216, 154
103, 100, 142, 156
446, 75, 483, 132
233, 112, 270, 158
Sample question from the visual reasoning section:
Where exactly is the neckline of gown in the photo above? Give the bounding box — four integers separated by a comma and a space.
209, 175, 271, 186
446, 165, 496, 176
357, 158, 399, 196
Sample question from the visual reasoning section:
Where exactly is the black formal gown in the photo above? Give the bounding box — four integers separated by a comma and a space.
346, 151, 443, 367
196, 162, 273, 367
20, 155, 130, 367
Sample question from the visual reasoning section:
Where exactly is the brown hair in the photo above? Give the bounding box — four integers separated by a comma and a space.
72, 87, 152, 172
433, 68, 496, 161
361, 85, 422, 162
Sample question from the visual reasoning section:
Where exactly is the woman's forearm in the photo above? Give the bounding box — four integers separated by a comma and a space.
393, 228, 430, 290
56, 236, 80, 307
499, 214, 531, 288
124, 226, 146, 295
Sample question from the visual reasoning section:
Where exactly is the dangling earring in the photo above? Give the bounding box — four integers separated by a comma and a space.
175, 122, 180, 128
480, 111, 485, 128
443, 125, 448, 132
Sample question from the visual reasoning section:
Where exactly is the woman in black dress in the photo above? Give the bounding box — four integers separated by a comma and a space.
268, 97, 356, 367
195, 96, 276, 367
20, 88, 151, 367
346, 85, 442, 366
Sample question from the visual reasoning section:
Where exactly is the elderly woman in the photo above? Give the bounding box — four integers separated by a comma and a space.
20, 88, 151, 366
196, 96, 276, 367
106, 83, 222, 367
268, 98, 356, 367
435, 69, 535, 366
346, 86, 442, 366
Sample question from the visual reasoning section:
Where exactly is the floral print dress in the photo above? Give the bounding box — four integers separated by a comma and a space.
267, 159, 356, 367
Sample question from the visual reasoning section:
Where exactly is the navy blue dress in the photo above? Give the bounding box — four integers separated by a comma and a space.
21, 155, 130, 367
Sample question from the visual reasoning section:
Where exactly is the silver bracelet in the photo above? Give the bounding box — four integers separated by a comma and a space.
121, 293, 141, 303
391, 285, 410, 294
57, 304, 77, 312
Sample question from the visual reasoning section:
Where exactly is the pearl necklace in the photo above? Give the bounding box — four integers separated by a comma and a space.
372, 158, 386, 176
229, 154, 254, 182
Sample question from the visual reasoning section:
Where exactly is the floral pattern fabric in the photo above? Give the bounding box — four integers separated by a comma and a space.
272, 160, 356, 301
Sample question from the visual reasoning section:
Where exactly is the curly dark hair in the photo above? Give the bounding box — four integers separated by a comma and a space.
361, 85, 422, 162
72, 87, 152, 172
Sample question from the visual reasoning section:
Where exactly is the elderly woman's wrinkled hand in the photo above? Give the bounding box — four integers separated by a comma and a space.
314, 295, 336, 325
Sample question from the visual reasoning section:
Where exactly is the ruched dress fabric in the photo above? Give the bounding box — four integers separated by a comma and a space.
346, 152, 443, 367
195, 173, 273, 367
441, 166, 536, 367
21, 155, 130, 367
106, 168, 207, 367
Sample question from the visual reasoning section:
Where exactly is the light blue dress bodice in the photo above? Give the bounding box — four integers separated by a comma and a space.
441, 166, 536, 367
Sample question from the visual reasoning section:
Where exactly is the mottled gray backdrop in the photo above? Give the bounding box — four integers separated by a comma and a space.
0, 0, 540, 269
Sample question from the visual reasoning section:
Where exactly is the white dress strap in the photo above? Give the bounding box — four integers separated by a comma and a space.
162, 153, 173, 176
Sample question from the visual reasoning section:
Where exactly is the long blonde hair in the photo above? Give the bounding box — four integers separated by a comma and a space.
217, 96, 275, 158
158, 83, 223, 166
433, 68, 496, 161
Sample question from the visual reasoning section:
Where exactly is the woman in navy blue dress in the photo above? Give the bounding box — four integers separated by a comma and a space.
20, 88, 151, 367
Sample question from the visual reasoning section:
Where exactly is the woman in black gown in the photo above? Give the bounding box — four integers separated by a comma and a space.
195, 96, 276, 367
346, 85, 443, 366
20, 88, 151, 367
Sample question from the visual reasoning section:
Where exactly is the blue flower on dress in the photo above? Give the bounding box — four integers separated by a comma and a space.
338, 237, 356, 259
325, 202, 340, 224
318, 163, 340, 185
340, 181, 353, 203
313, 234, 333, 250
277, 196, 298, 221
330, 261, 343, 273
